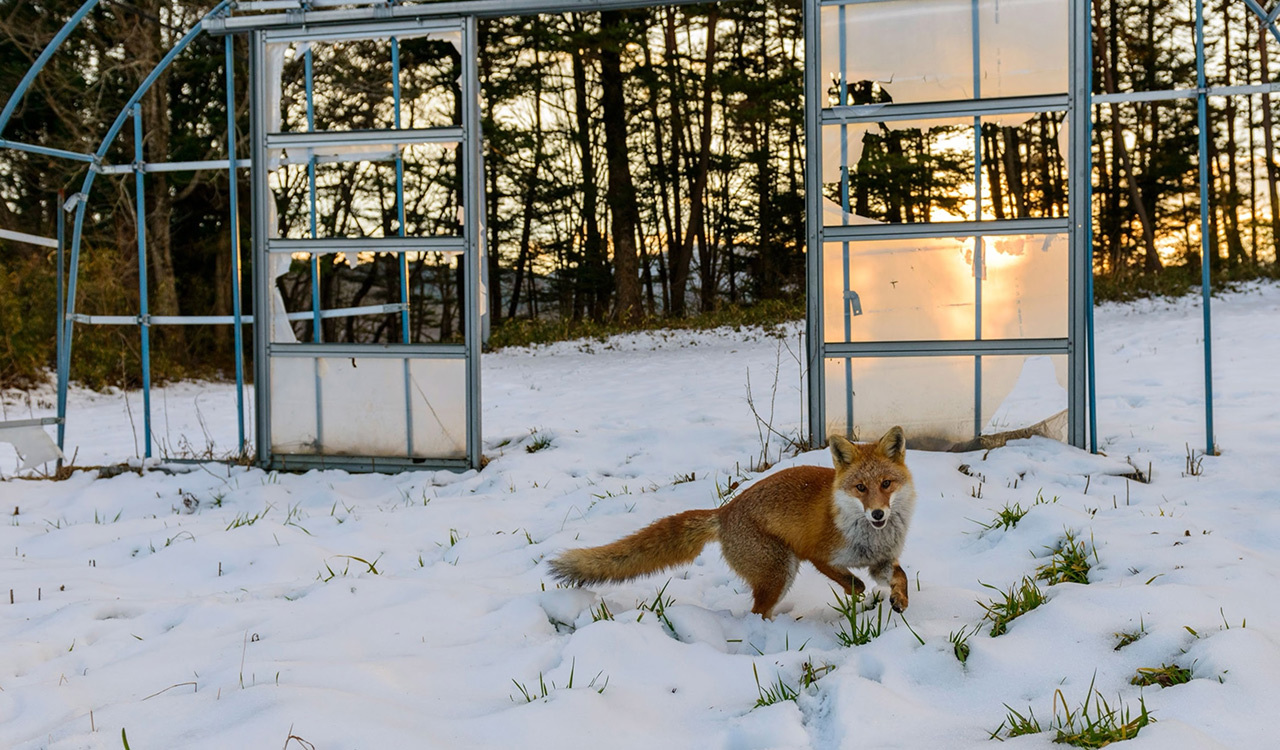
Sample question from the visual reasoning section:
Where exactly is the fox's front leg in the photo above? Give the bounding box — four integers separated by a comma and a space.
812, 560, 865, 597
870, 560, 909, 613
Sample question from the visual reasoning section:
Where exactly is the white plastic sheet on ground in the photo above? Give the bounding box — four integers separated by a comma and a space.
0, 424, 64, 470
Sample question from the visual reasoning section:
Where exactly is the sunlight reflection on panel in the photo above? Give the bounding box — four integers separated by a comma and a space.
824, 354, 1067, 447
821, 234, 1068, 343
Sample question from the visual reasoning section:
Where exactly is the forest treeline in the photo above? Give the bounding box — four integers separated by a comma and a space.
1, 0, 1279, 388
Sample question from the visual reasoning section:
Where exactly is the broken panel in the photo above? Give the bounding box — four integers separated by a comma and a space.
820, 0, 1068, 107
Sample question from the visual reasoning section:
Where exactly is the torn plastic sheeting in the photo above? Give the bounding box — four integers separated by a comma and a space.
0, 425, 65, 470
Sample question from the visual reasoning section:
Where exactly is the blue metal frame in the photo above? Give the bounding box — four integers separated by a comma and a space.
1195, 0, 1215, 456
225, 35, 248, 456
133, 104, 154, 458
0, 0, 102, 137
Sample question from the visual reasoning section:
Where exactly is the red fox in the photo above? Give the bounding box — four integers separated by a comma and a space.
548, 426, 916, 619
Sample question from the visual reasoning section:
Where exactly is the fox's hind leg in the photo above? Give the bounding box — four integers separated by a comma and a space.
869, 559, 909, 613
719, 526, 797, 619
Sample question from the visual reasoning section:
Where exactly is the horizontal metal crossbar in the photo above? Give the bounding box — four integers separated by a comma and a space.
823, 217, 1069, 242
97, 158, 249, 175
70, 303, 407, 326
263, 17, 465, 43
267, 453, 472, 474
0, 417, 63, 429
0, 227, 58, 249
824, 338, 1071, 358
823, 95, 1068, 124
0, 137, 96, 163
268, 342, 468, 359
266, 127, 463, 150
207, 0, 715, 34
268, 236, 465, 255
1094, 82, 1280, 105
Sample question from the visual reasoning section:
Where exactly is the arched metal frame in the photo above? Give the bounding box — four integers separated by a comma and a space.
3, 0, 1272, 468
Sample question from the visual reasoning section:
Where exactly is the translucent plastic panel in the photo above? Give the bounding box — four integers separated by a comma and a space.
270, 357, 319, 454
268, 35, 462, 133
270, 355, 466, 459
269, 143, 461, 240
823, 354, 1067, 449
820, 0, 1067, 107
980, 234, 1069, 339
820, 113, 1068, 225
821, 234, 1068, 343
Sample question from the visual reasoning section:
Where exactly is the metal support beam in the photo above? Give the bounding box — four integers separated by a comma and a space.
132, 105, 154, 460
823, 95, 1068, 124
250, 29, 273, 467
804, 0, 826, 447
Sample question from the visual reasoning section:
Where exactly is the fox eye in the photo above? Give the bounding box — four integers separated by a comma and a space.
881, 479, 892, 489
855, 483, 867, 493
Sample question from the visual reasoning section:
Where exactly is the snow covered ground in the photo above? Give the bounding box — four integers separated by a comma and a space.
2, 283, 1279, 749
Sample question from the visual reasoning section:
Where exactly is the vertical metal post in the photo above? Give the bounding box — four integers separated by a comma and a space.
392, 37, 411, 344
393, 36, 415, 457
804, 0, 826, 447
225, 34, 247, 457
304, 48, 322, 343
250, 30, 272, 467
462, 16, 485, 469
133, 104, 153, 460
1071, 0, 1095, 451
839, 4, 854, 437
971, 0, 984, 438
304, 46, 324, 450
55, 189, 66, 455
1195, 0, 1216, 455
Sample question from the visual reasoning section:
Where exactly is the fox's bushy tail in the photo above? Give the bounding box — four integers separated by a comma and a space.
548, 509, 720, 586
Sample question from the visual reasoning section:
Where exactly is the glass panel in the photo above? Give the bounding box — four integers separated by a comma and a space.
271, 36, 461, 133
820, 113, 1068, 225
820, 0, 1067, 107
269, 143, 461, 240
821, 234, 1068, 343
823, 354, 1067, 449
271, 355, 466, 459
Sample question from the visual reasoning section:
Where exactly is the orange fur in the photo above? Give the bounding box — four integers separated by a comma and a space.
548, 426, 917, 618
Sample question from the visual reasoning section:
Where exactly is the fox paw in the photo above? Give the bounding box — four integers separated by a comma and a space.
890, 592, 908, 613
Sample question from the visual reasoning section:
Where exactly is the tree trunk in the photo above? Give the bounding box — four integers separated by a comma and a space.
600, 10, 643, 324
1260, 29, 1280, 262
571, 21, 609, 321
1094, 11, 1162, 272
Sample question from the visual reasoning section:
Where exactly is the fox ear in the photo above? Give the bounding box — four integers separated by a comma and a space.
877, 426, 906, 462
829, 434, 857, 468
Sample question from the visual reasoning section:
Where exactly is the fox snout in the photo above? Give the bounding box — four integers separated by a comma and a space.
867, 507, 888, 528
